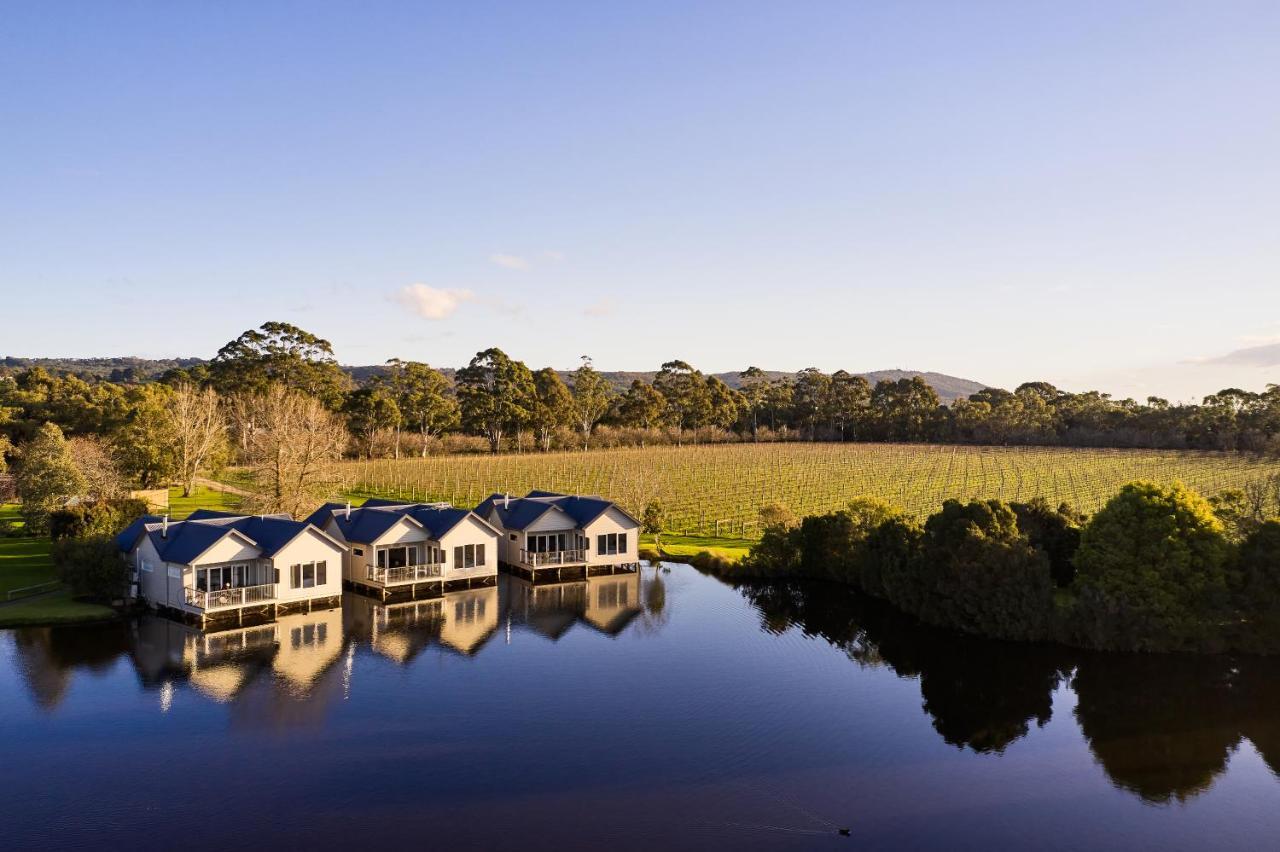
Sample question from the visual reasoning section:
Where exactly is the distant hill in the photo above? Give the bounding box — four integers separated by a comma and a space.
585, 369, 986, 402
1, 357, 986, 403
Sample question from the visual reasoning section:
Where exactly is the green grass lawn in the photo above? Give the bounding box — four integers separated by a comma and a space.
640, 533, 751, 564
0, 504, 55, 598
167, 485, 241, 518
0, 503, 118, 627
0, 589, 116, 628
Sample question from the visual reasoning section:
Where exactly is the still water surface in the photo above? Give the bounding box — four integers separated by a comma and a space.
2, 564, 1278, 850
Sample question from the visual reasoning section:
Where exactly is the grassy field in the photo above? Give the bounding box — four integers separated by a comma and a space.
640, 533, 752, 563
0, 504, 117, 628
0, 590, 116, 628
0, 503, 54, 598
329, 442, 1280, 538
167, 485, 241, 518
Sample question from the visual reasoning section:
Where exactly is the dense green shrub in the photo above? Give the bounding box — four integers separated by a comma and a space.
1011, 498, 1083, 587
913, 500, 1054, 642
52, 535, 131, 601
868, 517, 925, 607
1071, 482, 1232, 652
1234, 521, 1280, 653
48, 498, 149, 541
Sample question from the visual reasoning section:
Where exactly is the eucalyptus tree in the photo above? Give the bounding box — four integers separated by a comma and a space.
456, 348, 533, 454
344, 385, 401, 458
738, 366, 769, 440
210, 321, 351, 408
571, 356, 614, 451
704, 375, 740, 430
616, 380, 667, 444
531, 367, 574, 452
384, 359, 458, 457
653, 360, 711, 445
792, 367, 832, 440
827, 370, 871, 440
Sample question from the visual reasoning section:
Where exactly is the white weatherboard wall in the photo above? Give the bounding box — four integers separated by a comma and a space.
193, 533, 261, 568
272, 528, 345, 603
583, 507, 639, 566
134, 536, 187, 609
439, 516, 500, 579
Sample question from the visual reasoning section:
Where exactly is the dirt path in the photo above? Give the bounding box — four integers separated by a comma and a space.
192, 477, 252, 497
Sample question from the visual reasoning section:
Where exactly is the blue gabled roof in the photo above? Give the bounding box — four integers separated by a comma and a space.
185, 508, 245, 522
303, 502, 345, 529
332, 507, 418, 545
148, 521, 252, 566
408, 506, 473, 539
119, 510, 342, 564
475, 491, 633, 531
225, 516, 321, 558
115, 515, 163, 553
361, 497, 412, 509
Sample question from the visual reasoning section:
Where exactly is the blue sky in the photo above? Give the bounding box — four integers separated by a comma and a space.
2, 1, 1278, 401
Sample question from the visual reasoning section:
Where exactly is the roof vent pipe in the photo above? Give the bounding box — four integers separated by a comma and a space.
504, 493, 510, 510
162, 515, 169, 538
345, 501, 352, 521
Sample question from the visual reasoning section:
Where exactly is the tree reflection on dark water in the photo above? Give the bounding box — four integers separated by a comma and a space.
732, 575, 1280, 803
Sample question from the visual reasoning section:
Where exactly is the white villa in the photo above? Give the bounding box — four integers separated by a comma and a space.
115, 510, 346, 626
306, 500, 500, 599
475, 491, 641, 581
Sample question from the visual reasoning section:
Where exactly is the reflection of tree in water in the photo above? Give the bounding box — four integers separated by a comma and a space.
1236, 658, 1280, 778
733, 574, 1280, 802
10, 623, 132, 710
1072, 654, 1241, 804
735, 578, 1070, 753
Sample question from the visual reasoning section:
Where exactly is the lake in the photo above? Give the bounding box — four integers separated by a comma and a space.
2, 563, 1278, 850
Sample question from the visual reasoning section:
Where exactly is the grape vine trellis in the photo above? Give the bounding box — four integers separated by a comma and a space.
329, 443, 1280, 538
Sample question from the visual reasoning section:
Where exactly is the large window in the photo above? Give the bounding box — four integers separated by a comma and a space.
198, 563, 255, 591
527, 533, 566, 554
377, 545, 418, 569
453, 543, 486, 570
291, 561, 328, 589
596, 533, 627, 556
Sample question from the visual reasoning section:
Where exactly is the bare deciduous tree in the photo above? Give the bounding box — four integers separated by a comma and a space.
169, 383, 228, 498
67, 435, 128, 502
243, 385, 345, 517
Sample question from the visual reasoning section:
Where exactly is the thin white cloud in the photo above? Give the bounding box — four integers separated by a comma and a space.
490, 253, 530, 271
394, 284, 474, 320
583, 299, 614, 317
542, 250, 565, 263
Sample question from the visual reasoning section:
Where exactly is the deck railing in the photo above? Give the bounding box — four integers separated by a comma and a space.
186, 583, 276, 611
520, 549, 587, 567
368, 563, 444, 586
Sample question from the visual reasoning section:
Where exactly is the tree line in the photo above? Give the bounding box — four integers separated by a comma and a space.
3, 320, 1279, 494
731, 477, 1280, 655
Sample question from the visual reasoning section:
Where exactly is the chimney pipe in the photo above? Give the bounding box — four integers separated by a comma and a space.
503, 493, 510, 510
345, 501, 351, 521
161, 514, 169, 538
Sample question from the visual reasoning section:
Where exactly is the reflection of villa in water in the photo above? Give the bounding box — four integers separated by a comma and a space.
344, 586, 501, 663
501, 571, 643, 641
129, 605, 346, 704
